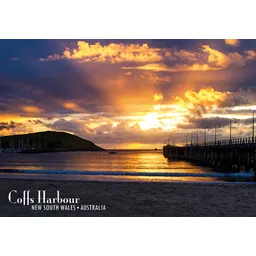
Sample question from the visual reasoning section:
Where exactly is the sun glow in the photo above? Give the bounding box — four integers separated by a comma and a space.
137, 111, 184, 131
138, 113, 160, 130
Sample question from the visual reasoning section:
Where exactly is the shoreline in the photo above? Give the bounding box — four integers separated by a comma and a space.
1, 178, 256, 216
1, 176, 256, 185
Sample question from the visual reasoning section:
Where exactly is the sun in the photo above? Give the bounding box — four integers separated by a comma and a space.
138, 113, 161, 130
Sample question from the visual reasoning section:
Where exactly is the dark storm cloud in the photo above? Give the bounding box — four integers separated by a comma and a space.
177, 115, 255, 131
0, 121, 21, 131
180, 116, 253, 129
0, 66, 104, 115
46, 119, 83, 134
28, 119, 44, 125
219, 88, 256, 108
0, 44, 108, 115
177, 117, 231, 129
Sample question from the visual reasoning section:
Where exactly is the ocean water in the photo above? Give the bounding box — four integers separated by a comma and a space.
0, 150, 252, 182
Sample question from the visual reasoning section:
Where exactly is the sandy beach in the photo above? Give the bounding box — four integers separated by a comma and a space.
1, 179, 256, 216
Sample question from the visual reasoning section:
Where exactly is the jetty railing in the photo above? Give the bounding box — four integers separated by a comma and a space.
182, 136, 256, 147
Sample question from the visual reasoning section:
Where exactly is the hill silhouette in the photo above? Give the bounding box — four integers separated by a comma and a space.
0, 131, 104, 153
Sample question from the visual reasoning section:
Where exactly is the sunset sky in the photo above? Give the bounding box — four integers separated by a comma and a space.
1, 39, 256, 149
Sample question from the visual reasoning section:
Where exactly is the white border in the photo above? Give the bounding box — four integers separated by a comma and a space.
1, 0, 256, 255
1, 218, 256, 256
0, 0, 255, 39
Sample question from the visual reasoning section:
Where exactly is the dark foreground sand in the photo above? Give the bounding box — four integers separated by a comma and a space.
1, 179, 256, 216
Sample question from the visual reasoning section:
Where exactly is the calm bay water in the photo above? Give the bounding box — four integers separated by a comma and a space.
0, 150, 232, 182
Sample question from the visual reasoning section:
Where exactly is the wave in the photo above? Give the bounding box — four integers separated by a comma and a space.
0, 169, 254, 178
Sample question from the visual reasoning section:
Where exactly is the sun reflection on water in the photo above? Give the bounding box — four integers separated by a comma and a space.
0, 151, 221, 182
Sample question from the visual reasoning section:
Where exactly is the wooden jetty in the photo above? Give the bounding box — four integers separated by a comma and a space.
163, 137, 256, 173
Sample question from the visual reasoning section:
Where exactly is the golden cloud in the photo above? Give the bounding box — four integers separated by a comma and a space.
40, 41, 163, 63
174, 87, 256, 120
202, 45, 245, 68
245, 50, 256, 60
139, 72, 172, 83
153, 93, 163, 101
202, 45, 230, 68
175, 87, 231, 117
122, 63, 220, 72
122, 63, 167, 71
225, 39, 240, 47
39, 41, 256, 77
122, 45, 249, 72
40, 42, 201, 64
63, 102, 85, 112
21, 106, 44, 114
180, 88, 228, 106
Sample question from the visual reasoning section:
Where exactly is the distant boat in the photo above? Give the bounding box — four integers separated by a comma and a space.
155, 148, 157, 151
109, 151, 117, 154
108, 147, 117, 154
